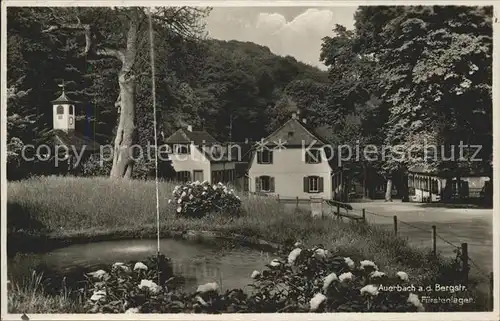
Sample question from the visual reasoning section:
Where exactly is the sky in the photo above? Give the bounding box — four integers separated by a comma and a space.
204, 6, 358, 70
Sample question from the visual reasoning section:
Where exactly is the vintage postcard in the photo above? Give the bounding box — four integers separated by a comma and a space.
1, 1, 498, 320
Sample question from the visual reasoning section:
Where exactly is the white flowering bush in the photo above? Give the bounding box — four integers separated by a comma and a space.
245, 244, 424, 312
82, 246, 427, 313
169, 181, 242, 218
83, 254, 175, 313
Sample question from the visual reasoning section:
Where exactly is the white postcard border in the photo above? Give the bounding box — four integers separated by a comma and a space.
1, 1, 498, 320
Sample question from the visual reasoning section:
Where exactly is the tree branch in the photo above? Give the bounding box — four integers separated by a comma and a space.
115, 93, 121, 114
42, 22, 125, 63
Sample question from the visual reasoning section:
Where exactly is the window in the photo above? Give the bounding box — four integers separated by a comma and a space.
305, 149, 322, 164
257, 150, 273, 164
56, 105, 64, 114
309, 176, 319, 192
256, 175, 274, 192
176, 171, 191, 182
216, 169, 235, 183
174, 144, 190, 154
288, 131, 294, 138
69, 105, 74, 115
69, 117, 73, 125
304, 176, 324, 193
211, 170, 229, 184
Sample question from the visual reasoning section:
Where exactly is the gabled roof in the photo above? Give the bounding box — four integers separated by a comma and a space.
43, 129, 101, 152
165, 128, 237, 163
263, 117, 325, 146
165, 128, 219, 146
200, 151, 233, 163
244, 116, 340, 171
51, 92, 75, 104
408, 165, 436, 174
409, 165, 491, 177
228, 141, 254, 162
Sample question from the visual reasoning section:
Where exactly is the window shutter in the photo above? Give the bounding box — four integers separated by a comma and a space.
303, 176, 309, 192
257, 151, 262, 164
270, 177, 275, 192
244, 176, 249, 191
269, 151, 273, 164
319, 177, 324, 192
255, 177, 261, 192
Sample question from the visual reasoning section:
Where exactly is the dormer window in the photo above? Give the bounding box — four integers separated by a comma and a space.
174, 144, 190, 154
305, 149, 322, 164
288, 131, 294, 138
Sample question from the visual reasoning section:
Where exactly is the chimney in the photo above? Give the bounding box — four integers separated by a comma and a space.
292, 113, 297, 119
302, 118, 307, 124
187, 125, 192, 132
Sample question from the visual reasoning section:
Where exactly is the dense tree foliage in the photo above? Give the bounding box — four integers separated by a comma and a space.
321, 5, 493, 200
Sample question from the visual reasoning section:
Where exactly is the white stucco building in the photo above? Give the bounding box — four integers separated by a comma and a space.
248, 114, 342, 200
165, 126, 237, 184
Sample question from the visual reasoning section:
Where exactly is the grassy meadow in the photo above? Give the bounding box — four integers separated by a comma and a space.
7, 175, 489, 312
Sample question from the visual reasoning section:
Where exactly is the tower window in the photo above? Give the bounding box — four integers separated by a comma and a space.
56, 105, 64, 115
69, 105, 74, 114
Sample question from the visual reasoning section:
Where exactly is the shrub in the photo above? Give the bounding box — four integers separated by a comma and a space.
81, 154, 112, 177
7, 137, 33, 181
169, 181, 242, 218
83, 254, 176, 313
82, 245, 426, 313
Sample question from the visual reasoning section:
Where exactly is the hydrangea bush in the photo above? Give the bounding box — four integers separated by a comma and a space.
169, 181, 242, 218
246, 244, 424, 312
83, 244, 426, 313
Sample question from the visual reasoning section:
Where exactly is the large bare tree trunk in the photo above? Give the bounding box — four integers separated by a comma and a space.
400, 172, 409, 202
110, 72, 136, 178
109, 11, 139, 179
385, 178, 393, 202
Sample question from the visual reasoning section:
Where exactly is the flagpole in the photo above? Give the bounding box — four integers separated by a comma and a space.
148, 8, 161, 284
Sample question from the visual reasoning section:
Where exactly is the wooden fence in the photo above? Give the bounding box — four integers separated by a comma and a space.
272, 195, 494, 311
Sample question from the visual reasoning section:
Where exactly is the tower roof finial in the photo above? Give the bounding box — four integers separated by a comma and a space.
58, 80, 66, 95
51, 80, 75, 104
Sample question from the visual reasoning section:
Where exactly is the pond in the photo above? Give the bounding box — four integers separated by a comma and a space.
8, 238, 274, 293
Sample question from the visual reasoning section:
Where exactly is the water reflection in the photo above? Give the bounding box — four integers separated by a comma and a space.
8, 238, 272, 293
